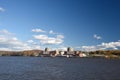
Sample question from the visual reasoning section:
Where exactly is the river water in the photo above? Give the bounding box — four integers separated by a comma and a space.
0, 57, 120, 80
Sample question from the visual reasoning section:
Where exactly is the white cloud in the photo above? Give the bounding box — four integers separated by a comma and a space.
32, 28, 46, 33
0, 29, 65, 51
81, 46, 97, 51
12, 37, 18, 41
0, 7, 5, 12
49, 30, 53, 34
33, 34, 64, 45
81, 40, 120, 51
27, 40, 37, 45
41, 38, 63, 45
58, 47, 67, 51
33, 45, 41, 49
100, 41, 120, 49
0, 29, 41, 51
27, 40, 34, 43
0, 48, 12, 51
49, 30, 59, 34
33, 35, 48, 40
0, 29, 13, 35
57, 35, 64, 39
0, 37, 31, 51
94, 34, 102, 40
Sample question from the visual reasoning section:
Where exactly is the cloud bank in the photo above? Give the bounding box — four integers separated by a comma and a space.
0, 28, 120, 51
0, 29, 64, 51
33, 34, 64, 45
81, 41, 120, 51
0, 29, 41, 51
32, 28, 64, 45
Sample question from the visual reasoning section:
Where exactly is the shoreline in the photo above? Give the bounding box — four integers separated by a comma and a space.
0, 50, 120, 59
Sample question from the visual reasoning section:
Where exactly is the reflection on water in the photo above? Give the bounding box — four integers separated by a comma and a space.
0, 57, 120, 80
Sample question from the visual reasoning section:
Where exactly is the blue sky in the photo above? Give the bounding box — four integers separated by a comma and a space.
0, 0, 120, 51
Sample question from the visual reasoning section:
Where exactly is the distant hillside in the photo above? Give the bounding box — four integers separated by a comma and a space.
0, 50, 43, 56
89, 50, 120, 55
89, 50, 120, 58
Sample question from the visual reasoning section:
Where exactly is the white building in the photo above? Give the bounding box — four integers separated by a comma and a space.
41, 48, 51, 57
67, 47, 74, 55
59, 51, 65, 56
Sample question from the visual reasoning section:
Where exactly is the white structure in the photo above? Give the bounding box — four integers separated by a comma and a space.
45, 47, 50, 52
67, 47, 74, 55
67, 47, 74, 52
79, 52, 87, 57
43, 48, 50, 54
55, 49, 59, 55
60, 51, 65, 56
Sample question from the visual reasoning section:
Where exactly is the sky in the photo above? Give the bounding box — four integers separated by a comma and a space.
0, 0, 120, 51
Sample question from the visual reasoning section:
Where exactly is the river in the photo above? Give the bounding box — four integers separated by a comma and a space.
0, 57, 120, 80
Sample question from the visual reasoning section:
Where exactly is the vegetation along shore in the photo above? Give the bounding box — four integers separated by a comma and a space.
0, 47, 120, 59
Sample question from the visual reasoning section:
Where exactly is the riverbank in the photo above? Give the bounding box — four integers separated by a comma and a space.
0, 50, 120, 59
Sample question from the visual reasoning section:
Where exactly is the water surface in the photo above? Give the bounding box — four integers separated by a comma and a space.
0, 57, 120, 80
